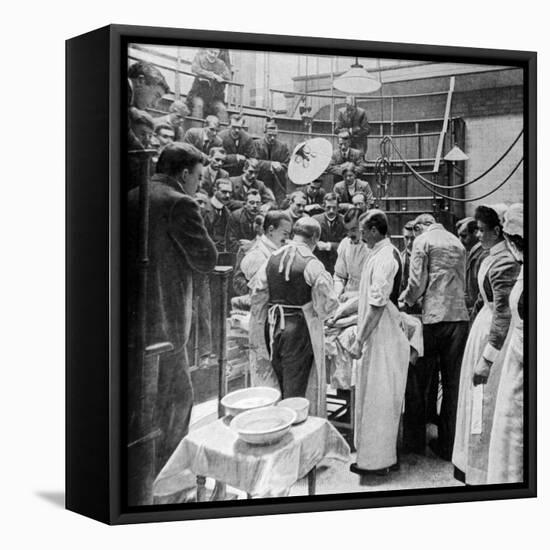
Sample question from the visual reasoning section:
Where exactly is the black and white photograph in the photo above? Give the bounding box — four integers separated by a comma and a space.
125, 40, 530, 508
5, 0, 549, 546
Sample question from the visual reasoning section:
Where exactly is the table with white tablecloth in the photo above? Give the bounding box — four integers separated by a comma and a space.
156, 415, 350, 500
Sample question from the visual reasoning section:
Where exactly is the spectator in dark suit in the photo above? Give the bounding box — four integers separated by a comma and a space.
313, 193, 346, 275
304, 179, 326, 215
150, 123, 175, 167
182, 115, 222, 164
335, 96, 370, 152
283, 191, 307, 227
199, 147, 229, 196
229, 158, 275, 210
227, 190, 263, 252
255, 119, 291, 206
202, 178, 233, 253
351, 191, 369, 213
129, 108, 155, 149
333, 163, 374, 211
127, 142, 217, 473
399, 221, 416, 296
154, 100, 190, 141
219, 114, 257, 176
153, 123, 175, 148
327, 130, 367, 178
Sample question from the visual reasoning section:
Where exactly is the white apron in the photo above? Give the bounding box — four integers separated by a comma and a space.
487, 268, 524, 483
355, 241, 410, 470
452, 252, 508, 484
248, 289, 327, 417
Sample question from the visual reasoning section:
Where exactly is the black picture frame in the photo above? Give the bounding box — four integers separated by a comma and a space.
66, 24, 537, 525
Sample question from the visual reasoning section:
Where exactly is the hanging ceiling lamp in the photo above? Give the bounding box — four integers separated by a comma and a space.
333, 57, 382, 94
444, 145, 469, 162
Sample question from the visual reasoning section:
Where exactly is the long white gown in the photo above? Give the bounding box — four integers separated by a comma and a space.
487, 268, 524, 483
453, 243, 517, 484
355, 239, 410, 470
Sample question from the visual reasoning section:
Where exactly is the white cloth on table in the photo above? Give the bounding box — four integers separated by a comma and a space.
155, 415, 350, 498
355, 238, 410, 470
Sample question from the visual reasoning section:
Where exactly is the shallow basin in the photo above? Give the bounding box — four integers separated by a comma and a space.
230, 406, 296, 445
221, 387, 281, 417
277, 397, 310, 424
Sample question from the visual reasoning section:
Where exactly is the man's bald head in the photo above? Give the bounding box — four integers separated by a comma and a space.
293, 216, 321, 245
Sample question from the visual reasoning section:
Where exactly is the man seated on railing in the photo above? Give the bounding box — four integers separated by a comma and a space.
182, 115, 222, 164
186, 48, 231, 122
255, 119, 291, 206
199, 147, 229, 196
154, 100, 189, 141
335, 96, 370, 153
326, 130, 367, 178
333, 163, 374, 211
219, 114, 257, 176
229, 158, 275, 210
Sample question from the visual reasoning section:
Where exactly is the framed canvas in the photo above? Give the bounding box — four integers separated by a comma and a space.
66, 24, 537, 525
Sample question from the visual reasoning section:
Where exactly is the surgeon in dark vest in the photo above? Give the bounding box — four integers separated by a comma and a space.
263, 217, 338, 398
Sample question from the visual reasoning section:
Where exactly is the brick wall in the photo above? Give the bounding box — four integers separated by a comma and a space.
463, 114, 524, 215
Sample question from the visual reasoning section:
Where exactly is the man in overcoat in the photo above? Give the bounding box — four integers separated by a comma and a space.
127, 142, 218, 473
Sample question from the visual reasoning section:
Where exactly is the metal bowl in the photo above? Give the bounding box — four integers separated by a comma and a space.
277, 397, 310, 424
230, 406, 297, 445
221, 387, 281, 417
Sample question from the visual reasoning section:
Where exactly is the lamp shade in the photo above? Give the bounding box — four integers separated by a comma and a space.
444, 145, 469, 162
333, 62, 382, 94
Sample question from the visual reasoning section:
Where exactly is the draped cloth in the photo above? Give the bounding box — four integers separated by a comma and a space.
355, 239, 410, 470
155, 416, 350, 499
487, 268, 524, 483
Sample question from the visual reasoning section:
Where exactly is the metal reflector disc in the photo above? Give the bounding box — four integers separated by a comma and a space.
288, 138, 333, 185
